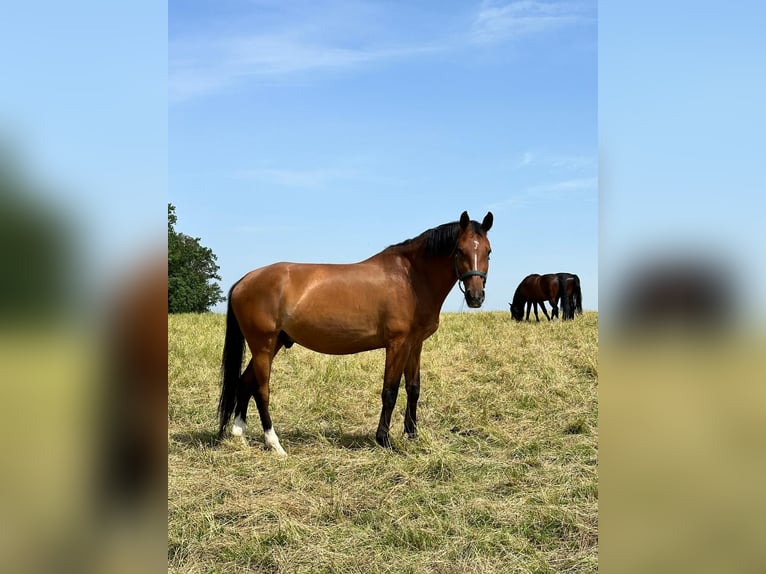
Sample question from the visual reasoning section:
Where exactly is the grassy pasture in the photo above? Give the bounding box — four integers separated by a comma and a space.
169, 311, 598, 573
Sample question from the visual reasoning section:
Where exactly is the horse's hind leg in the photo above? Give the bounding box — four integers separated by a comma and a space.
251, 343, 287, 456
231, 361, 255, 437
540, 302, 551, 321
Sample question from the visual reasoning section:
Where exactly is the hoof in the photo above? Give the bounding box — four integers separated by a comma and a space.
231, 415, 246, 437
375, 433, 393, 449
264, 428, 287, 456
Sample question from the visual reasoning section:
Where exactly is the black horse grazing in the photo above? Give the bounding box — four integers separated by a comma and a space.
509, 273, 582, 321
556, 273, 583, 320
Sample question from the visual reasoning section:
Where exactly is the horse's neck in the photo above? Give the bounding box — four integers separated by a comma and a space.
414, 254, 457, 310
377, 246, 457, 311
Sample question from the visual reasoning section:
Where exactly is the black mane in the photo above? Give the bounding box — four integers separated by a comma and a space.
384, 220, 486, 258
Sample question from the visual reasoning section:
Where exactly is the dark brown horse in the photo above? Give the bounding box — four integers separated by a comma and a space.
218, 211, 493, 454
560, 273, 583, 319
509, 273, 574, 321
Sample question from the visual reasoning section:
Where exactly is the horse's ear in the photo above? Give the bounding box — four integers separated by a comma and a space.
481, 212, 494, 232
459, 211, 470, 229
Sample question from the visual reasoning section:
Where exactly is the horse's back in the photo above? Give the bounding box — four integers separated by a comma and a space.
519, 273, 543, 298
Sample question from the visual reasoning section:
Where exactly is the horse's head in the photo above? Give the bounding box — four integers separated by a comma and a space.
509, 301, 524, 321
454, 211, 493, 308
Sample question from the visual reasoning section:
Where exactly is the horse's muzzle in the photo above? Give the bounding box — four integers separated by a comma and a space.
465, 290, 485, 308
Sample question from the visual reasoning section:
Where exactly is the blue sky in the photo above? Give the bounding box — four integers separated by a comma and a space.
3, 2, 763, 321
169, 0, 598, 313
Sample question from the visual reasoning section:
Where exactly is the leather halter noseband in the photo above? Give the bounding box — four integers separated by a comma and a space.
454, 254, 487, 294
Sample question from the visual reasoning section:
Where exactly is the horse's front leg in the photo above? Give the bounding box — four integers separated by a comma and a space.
403, 342, 423, 440
550, 299, 559, 320
376, 340, 409, 448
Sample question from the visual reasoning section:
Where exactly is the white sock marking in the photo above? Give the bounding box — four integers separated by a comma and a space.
264, 427, 287, 456
231, 415, 246, 437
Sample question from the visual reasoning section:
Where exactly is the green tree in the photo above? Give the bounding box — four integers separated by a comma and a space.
168, 204, 224, 313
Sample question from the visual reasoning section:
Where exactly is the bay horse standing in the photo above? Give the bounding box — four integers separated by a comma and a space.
509, 273, 572, 321
218, 211, 493, 454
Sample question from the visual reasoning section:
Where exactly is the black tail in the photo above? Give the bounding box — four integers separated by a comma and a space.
557, 273, 571, 320
218, 291, 245, 438
572, 274, 583, 315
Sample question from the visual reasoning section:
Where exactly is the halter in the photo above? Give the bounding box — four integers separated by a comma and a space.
454, 254, 487, 294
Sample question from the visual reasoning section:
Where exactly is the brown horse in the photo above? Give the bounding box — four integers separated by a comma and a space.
509, 273, 573, 321
218, 211, 493, 454
557, 273, 583, 319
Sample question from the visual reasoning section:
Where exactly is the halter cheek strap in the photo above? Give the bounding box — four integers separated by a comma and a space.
454, 256, 487, 294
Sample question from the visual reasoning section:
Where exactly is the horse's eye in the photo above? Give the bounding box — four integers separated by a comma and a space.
456, 248, 464, 256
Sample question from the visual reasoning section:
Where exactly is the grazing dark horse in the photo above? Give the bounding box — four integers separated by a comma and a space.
218, 211, 493, 454
509, 273, 572, 322
556, 273, 583, 320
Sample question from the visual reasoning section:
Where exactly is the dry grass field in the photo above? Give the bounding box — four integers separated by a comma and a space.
168, 311, 598, 573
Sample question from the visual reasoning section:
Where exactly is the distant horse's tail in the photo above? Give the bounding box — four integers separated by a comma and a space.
218, 290, 245, 437
557, 273, 571, 320
572, 274, 583, 315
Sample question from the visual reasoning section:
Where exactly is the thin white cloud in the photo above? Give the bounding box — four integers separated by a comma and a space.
526, 176, 596, 195
489, 195, 531, 210
471, 0, 588, 44
170, 1, 593, 102
509, 151, 596, 172
489, 176, 596, 211
170, 33, 442, 102
548, 154, 596, 171
512, 151, 534, 169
